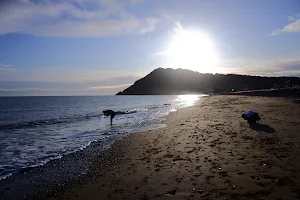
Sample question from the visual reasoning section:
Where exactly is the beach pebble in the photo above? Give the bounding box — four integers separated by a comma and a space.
140, 195, 148, 200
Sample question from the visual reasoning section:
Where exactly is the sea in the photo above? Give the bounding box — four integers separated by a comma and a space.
0, 95, 202, 180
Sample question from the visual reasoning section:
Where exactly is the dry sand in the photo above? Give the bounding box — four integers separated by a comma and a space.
47, 95, 300, 200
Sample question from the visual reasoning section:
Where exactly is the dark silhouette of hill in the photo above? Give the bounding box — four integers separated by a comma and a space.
116, 68, 300, 95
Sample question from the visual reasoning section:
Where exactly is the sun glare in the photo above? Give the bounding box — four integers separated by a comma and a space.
176, 94, 200, 107
165, 29, 219, 73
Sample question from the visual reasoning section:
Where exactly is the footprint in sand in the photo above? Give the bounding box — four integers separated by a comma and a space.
218, 171, 228, 177
165, 190, 177, 196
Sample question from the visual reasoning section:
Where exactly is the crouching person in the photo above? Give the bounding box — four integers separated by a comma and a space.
103, 110, 116, 125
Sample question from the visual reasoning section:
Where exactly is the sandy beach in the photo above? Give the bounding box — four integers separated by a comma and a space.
2, 1, 300, 199
39, 95, 299, 200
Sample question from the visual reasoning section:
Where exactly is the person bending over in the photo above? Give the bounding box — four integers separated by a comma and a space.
103, 110, 116, 125
242, 110, 261, 124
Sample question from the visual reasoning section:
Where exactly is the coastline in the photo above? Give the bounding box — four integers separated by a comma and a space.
45, 95, 300, 200
0, 135, 120, 200
223, 88, 300, 97
1, 95, 300, 200
0, 96, 197, 200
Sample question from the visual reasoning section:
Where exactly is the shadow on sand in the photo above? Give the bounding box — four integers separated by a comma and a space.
250, 123, 275, 133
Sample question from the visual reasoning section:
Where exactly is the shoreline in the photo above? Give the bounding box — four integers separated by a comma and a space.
223, 88, 300, 97
0, 135, 119, 200
0, 97, 198, 200
2, 95, 300, 200
44, 95, 300, 200
0, 126, 167, 200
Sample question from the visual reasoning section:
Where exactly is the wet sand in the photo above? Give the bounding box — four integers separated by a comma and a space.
42, 95, 300, 200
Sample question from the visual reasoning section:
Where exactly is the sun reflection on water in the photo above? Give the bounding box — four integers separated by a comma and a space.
176, 94, 203, 107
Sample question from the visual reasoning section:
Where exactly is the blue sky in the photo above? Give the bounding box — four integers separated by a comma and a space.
0, 0, 300, 96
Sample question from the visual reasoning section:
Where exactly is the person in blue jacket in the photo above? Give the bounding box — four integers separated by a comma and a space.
242, 110, 261, 124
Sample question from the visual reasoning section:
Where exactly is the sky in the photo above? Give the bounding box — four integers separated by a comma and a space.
0, 0, 300, 96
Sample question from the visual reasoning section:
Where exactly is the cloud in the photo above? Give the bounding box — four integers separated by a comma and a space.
138, 17, 161, 34
0, 87, 64, 92
125, 0, 144, 7
0, 66, 144, 83
0, 74, 140, 96
282, 19, 300, 32
270, 19, 300, 36
220, 58, 300, 77
288, 16, 295, 22
0, 0, 160, 37
0, 63, 14, 71
87, 83, 132, 90
270, 29, 282, 36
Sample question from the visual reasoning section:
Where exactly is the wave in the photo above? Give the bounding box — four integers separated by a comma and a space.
0, 103, 172, 130
0, 140, 94, 180
116, 110, 138, 115
0, 114, 103, 130
0, 109, 142, 130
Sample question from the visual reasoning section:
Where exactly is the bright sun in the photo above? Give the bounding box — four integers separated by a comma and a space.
165, 29, 219, 73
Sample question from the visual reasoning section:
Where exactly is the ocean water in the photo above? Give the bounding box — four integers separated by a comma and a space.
0, 95, 202, 179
